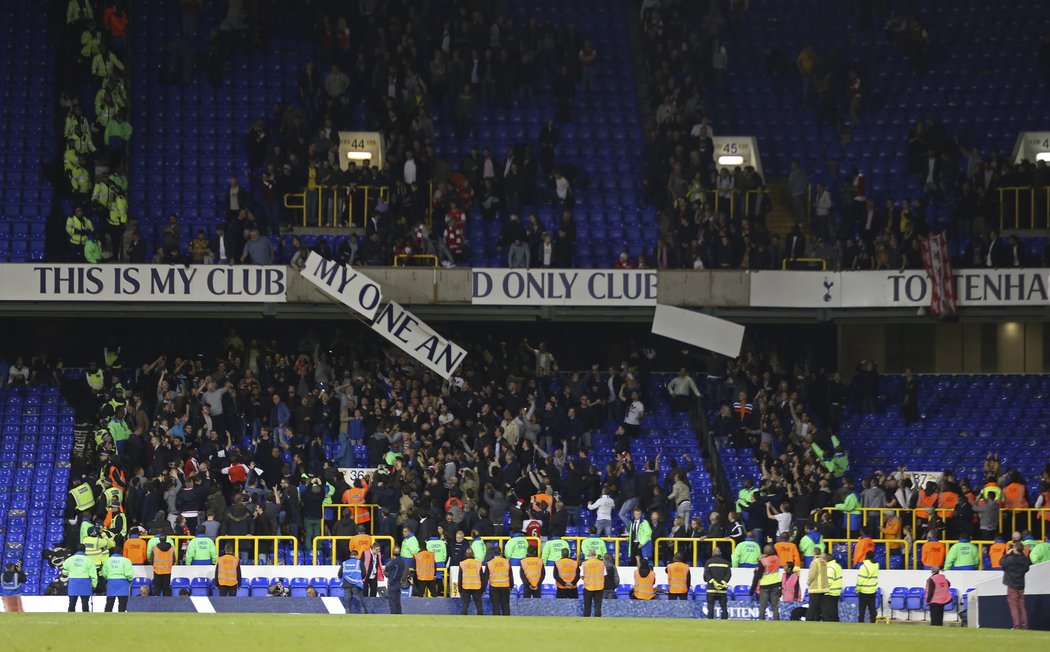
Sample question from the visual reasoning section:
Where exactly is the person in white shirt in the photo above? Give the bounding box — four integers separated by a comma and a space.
767, 501, 793, 536
621, 390, 644, 438
403, 150, 417, 185
667, 368, 701, 411
587, 488, 616, 536
7, 358, 30, 386
814, 181, 833, 240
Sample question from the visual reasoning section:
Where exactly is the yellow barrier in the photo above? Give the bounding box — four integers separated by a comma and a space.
216, 535, 298, 566
824, 538, 909, 570
286, 183, 434, 228
393, 254, 438, 267
999, 509, 1049, 539
997, 185, 1050, 230
148, 535, 193, 564
912, 539, 1000, 570
819, 507, 917, 540
320, 504, 377, 536
654, 537, 736, 566
561, 536, 629, 562
311, 535, 396, 565
780, 256, 827, 270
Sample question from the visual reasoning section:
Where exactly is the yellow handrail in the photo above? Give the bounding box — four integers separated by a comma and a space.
285, 183, 434, 229
999, 508, 1049, 539
819, 507, 916, 540
393, 254, 438, 267
780, 257, 827, 269
215, 535, 298, 566
823, 538, 909, 570
653, 537, 737, 566
147, 535, 193, 564
311, 535, 396, 565
912, 539, 997, 570
997, 185, 1050, 230
320, 504, 377, 536
559, 536, 629, 562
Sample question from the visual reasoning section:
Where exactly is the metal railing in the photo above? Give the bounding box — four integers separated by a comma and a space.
215, 535, 299, 565
560, 536, 630, 563
284, 183, 434, 228
912, 539, 997, 570
824, 538, 909, 570
319, 503, 378, 536
998, 186, 1050, 230
999, 508, 1049, 538
653, 537, 737, 566
147, 535, 193, 564
674, 190, 735, 218
820, 507, 916, 540
393, 254, 438, 267
311, 535, 396, 565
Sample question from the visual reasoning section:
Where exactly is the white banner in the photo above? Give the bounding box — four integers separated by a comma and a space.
651, 304, 744, 358
370, 301, 466, 379
0, 264, 286, 302
750, 269, 1050, 308
471, 269, 658, 306
300, 252, 383, 319
338, 467, 377, 484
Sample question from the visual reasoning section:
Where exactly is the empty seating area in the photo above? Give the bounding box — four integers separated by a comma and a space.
839, 374, 1049, 497
715, 0, 1050, 234
0, 385, 75, 595
0, 0, 54, 263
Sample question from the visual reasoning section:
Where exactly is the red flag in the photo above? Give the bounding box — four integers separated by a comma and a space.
920, 232, 957, 316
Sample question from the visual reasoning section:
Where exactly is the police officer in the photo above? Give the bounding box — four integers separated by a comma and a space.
62, 544, 98, 612
1, 562, 26, 612
65, 206, 93, 261
100, 550, 135, 612
185, 526, 218, 566
384, 545, 408, 615
83, 526, 115, 569
704, 545, 731, 619
216, 545, 241, 597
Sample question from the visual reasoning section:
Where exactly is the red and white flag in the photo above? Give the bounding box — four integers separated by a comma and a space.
920, 232, 957, 317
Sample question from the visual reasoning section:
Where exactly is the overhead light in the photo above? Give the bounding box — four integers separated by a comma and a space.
346, 152, 372, 160
717, 155, 744, 165
1037, 152, 1050, 162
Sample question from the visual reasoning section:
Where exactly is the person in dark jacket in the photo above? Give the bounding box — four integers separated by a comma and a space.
704, 546, 732, 619
384, 546, 408, 614
1001, 542, 1031, 630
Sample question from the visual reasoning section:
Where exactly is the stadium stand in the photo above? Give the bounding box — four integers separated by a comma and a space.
0, 1, 55, 263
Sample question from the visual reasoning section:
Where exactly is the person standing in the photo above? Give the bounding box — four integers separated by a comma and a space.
554, 549, 579, 598
1, 562, 27, 612
459, 549, 484, 615
412, 547, 437, 598
581, 549, 606, 617
856, 551, 879, 623
823, 552, 843, 622
704, 546, 731, 619
216, 545, 241, 597
62, 545, 98, 612
665, 554, 691, 601
383, 545, 408, 615
361, 543, 384, 598
149, 535, 175, 597
944, 535, 979, 570
806, 552, 828, 621
339, 547, 367, 613
185, 526, 217, 566
100, 550, 135, 612
925, 566, 952, 626
1000, 542, 1031, 630
627, 507, 653, 566
519, 546, 545, 598
751, 545, 782, 620
487, 549, 512, 616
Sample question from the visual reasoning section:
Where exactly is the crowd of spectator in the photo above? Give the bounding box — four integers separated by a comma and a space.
58, 328, 725, 571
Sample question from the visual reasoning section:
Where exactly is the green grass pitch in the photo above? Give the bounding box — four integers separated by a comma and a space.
2, 614, 1047, 651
